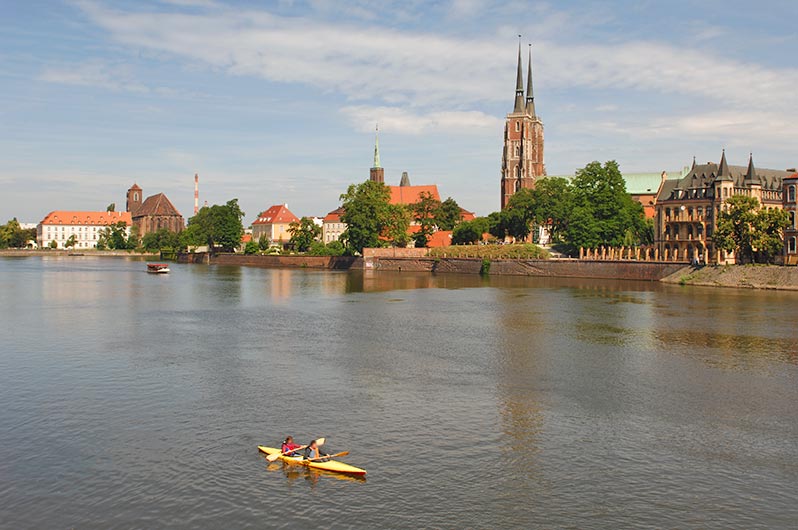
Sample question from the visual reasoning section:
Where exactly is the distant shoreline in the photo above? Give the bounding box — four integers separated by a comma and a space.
0, 249, 156, 258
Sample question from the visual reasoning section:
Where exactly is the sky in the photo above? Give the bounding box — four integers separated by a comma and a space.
2, 0, 797, 223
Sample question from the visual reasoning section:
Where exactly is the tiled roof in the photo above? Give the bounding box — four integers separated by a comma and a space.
39, 211, 132, 226
252, 204, 299, 225
388, 185, 440, 205
128, 183, 142, 190
460, 208, 476, 221
323, 207, 345, 223
133, 193, 182, 218
673, 162, 789, 192
241, 233, 252, 243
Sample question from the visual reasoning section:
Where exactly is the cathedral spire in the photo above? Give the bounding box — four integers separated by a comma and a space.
525, 44, 535, 116
373, 124, 381, 168
717, 149, 733, 182
513, 37, 525, 113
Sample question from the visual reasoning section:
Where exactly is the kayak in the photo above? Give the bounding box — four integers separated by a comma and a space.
258, 446, 367, 477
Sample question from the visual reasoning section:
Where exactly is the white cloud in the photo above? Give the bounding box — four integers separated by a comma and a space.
75, 1, 798, 117
341, 105, 502, 134
39, 60, 149, 93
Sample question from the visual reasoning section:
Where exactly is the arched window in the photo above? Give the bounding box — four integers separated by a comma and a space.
516, 166, 521, 178
789, 237, 797, 254
515, 145, 520, 157
790, 211, 796, 229
515, 180, 521, 192
789, 185, 796, 203
515, 121, 520, 132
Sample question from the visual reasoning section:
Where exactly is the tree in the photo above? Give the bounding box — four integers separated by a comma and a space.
452, 218, 489, 245
184, 199, 245, 252
566, 161, 646, 251
258, 234, 270, 251
64, 235, 77, 248
436, 197, 463, 231
243, 241, 260, 255
339, 180, 394, 254
97, 221, 132, 250
0, 218, 36, 248
411, 191, 441, 247
714, 195, 789, 264
49, 240, 58, 249
107, 203, 115, 212
288, 217, 322, 252
385, 204, 411, 247
308, 240, 345, 256
141, 228, 181, 252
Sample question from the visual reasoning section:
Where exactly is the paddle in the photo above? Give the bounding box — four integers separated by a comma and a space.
305, 451, 349, 462
266, 437, 326, 462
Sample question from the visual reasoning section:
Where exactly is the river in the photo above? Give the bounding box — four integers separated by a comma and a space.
1, 255, 797, 529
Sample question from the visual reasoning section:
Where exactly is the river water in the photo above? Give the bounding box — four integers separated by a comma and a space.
1, 255, 797, 529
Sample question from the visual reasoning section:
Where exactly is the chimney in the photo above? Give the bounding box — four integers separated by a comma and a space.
194, 173, 199, 215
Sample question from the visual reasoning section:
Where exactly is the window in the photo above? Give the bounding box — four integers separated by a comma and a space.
790, 237, 797, 254
791, 211, 796, 229
515, 145, 520, 157
515, 122, 520, 132
789, 185, 796, 203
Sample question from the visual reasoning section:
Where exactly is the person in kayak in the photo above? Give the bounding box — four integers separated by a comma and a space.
304, 439, 329, 461
281, 436, 302, 456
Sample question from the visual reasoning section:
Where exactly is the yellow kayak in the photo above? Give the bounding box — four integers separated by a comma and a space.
258, 446, 367, 477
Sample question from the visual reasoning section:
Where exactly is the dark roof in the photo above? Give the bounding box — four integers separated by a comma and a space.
133, 193, 182, 218
513, 42, 525, 113
525, 45, 535, 116
658, 161, 790, 202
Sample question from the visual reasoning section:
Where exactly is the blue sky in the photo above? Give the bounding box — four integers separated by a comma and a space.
2, 0, 797, 223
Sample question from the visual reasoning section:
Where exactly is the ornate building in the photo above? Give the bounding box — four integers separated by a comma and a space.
501, 43, 545, 209
784, 172, 798, 265
654, 151, 789, 264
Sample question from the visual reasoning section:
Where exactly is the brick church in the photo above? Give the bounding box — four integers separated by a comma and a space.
126, 184, 184, 236
501, 43, 545, 209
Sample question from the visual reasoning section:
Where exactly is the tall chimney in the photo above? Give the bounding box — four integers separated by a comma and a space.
194, 173, 199, 215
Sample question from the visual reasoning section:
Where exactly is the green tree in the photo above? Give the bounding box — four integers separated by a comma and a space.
0, 218, 35, 248
258, 234, 270, 251
566, 161, 646, 251
411, 191, 441, 247
107, 203, 115, 212
714, 195, 789, 264
452, 217, 489, 245
184, 199, 245, 252
288, 217, 322, 252
49, 240, 58, 249
141, 228, 181, 252
436, 197, 464, 231
339, 180, 394, 254
243, 241, 260, 255
386, 204, 411, 247
64, 234, 77, 248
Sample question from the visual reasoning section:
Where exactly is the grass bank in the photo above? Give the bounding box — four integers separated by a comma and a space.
429, 244, 550, 260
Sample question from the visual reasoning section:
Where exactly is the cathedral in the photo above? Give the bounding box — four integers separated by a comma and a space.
500, 43, 545, 209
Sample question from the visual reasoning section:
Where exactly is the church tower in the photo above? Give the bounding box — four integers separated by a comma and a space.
369, 125, 384, 184
126, 183, 142, 213
501, 42, 545, 209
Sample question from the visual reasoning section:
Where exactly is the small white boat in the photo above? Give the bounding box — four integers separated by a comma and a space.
146, 263, 170, 274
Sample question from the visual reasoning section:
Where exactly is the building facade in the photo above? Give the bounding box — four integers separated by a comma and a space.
322, 207, 346, 243
126, 184, 184, 236
37, 211, 132, 249
501, 43, 545, 209
251, 204, 300, 245
784, 173, 798, 265
654, 151, 789, 264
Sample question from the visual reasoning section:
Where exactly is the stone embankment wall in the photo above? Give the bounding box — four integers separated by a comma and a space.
661, 264, 798, 290
176, 252, 362, 270
372, 257, 689, 281
176, 252, 690, 281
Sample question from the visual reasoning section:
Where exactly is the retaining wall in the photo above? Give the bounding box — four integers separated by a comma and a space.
176, 252, 361, 270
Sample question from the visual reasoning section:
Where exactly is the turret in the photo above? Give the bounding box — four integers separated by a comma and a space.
369, 125, 384, 183
513, 39, 525, 113
525, 44, 535, 117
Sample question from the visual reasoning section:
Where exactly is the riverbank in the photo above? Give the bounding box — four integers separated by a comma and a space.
0, 249, 157, 258
662, 264, 798, 291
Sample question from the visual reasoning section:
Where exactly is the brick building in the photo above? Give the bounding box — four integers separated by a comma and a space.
125, 183, 184, 236
501, 43, 545, 209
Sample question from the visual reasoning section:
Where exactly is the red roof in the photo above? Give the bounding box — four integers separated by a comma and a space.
323, 207, 345, 223
241, 233, 252, 243
460, 208, 476, 221
252, 204, 299, 225
388, 185, 440, 205
428, 230, 453, 247
39, 211, 132, 226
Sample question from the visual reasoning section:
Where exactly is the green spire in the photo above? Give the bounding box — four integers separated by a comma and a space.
373, 124, 381, 168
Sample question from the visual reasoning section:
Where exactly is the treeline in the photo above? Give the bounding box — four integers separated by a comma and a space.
452, 161, 653, 254
0, 219, 36, 248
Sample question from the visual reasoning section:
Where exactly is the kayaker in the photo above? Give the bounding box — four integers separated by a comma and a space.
304, 439, 329, 461
281, 436, 302, 456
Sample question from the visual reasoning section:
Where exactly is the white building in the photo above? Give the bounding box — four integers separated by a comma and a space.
37, 211, 132, 249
